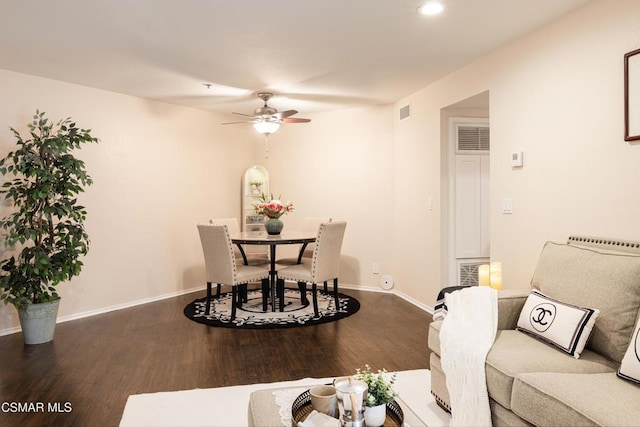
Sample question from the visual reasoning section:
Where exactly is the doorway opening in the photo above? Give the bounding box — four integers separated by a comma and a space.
440, 91, 490, 286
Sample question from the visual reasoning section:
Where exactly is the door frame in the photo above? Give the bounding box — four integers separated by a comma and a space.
447, 116, 490, 286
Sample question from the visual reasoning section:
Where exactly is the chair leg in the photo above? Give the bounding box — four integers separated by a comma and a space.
298, 282, 308, 305
261, 279, 269, 312
333, 278, 339, 310
231, 286, 238, 321
323, 281, 328, 293
277, 278, 285, 312
216, 283, 221, 299
237, 284, 248, 308
206, 282, 212, 315
311, 282, 319, 318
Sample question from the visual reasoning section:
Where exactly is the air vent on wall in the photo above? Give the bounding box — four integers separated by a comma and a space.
458, 261, 486, 286
399, 104, 411, 121
457, 125, 490, 151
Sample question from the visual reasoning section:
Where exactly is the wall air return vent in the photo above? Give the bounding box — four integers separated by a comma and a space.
457, 125, 490, 152
458, 260, 487, 286
399, 104, 411, 121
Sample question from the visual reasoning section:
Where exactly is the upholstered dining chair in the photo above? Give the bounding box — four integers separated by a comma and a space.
211, 217, 269, 266
276, 221, 347, 317
197, 223, 270, 321
276, 217, 332, 266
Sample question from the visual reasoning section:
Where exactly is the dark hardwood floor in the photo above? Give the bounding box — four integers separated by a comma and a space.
0, 288, 433, 426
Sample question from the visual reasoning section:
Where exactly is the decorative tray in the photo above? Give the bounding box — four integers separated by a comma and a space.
291, 388, 404, 426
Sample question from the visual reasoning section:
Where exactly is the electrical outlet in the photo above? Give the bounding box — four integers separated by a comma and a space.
372, 263, 380, 274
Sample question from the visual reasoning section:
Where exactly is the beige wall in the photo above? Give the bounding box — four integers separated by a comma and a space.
0, 70, 254, 333
253, 106, 395, 288
0, 71, 394, 334
393, 0, 640, 306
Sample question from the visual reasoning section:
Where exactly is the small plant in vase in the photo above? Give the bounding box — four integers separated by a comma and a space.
355, 365, 398, 426
253, 193, 294, 235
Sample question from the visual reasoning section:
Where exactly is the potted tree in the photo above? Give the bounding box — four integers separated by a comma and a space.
0, 111, 98, 344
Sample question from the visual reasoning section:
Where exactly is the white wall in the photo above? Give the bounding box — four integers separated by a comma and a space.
0, 70, 254, 333
393, 0, 640, 306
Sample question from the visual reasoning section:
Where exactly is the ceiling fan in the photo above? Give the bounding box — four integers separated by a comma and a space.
221, 92, 311, 135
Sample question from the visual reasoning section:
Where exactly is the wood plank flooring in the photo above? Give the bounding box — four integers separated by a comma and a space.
0, 288, 433, 426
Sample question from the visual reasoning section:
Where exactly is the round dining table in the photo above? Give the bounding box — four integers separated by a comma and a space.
229, 231, 317, 311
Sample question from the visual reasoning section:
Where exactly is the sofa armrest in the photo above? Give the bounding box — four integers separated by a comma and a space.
428, 289, 529, 357
497, 289, 529, 330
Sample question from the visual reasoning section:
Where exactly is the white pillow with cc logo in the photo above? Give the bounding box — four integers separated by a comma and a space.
516, 290, 599, 359
617, 320, 640, 384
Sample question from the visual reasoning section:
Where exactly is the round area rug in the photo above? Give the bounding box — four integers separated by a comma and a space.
184, 288, 360, 329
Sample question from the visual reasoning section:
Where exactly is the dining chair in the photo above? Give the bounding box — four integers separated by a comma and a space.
276, 221, 347, 317
211, 217, 269, 266
197, 223, 270, 321
276, 217, 332, 266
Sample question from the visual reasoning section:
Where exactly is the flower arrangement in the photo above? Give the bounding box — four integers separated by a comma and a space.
253, 193, 294, 219
354, 365, 398, 407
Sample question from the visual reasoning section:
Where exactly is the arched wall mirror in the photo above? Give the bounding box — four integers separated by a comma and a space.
241, 165, 269, 232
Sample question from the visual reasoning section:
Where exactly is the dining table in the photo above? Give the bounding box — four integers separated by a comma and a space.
230, 231, 317, 311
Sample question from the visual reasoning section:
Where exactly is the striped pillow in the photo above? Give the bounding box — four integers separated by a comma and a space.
516, 290, 599, 358
617, 321, 640, 384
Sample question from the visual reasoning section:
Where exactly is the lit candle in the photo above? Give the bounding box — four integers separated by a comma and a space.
478, 264, 490, 286
490, 262, 502, 290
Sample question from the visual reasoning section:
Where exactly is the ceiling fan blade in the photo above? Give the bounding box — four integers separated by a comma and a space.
274, 109, 298, 119
221, 120, 254, 125
232, 112, 256, 118
282, 117, 311, 123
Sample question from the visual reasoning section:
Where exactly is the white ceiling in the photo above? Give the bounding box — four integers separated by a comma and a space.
0, 0, 588, 117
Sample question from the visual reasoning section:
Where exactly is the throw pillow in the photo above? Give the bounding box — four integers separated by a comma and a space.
516, 290, 599, 358
617, 321, 640, 384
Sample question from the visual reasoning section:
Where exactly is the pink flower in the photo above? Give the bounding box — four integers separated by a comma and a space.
253, 194, 294, 219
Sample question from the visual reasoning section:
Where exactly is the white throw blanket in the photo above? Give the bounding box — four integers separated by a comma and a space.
440, 286, 498, 427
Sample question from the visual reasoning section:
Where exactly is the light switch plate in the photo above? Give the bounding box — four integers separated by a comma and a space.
510, 152, 523, 168
502, 198, 513, 214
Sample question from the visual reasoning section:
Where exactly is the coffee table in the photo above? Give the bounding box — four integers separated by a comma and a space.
248, 385, 427, 426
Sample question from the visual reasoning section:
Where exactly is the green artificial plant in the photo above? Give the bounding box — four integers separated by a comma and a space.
355, 364, 398, 407
0, 111, 98, 307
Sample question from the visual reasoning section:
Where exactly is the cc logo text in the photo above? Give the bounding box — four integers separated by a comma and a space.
529, 303, 556, 332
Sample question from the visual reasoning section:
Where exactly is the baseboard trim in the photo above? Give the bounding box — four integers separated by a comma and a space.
0, 286, 206, 337
0, 283, 435, 337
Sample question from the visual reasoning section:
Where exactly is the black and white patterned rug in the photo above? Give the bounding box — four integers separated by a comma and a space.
183, 288, 360, 329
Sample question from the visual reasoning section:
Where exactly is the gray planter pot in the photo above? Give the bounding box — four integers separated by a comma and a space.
17, 298, 61, 345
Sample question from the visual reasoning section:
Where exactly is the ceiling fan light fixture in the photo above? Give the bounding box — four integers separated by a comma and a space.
253, 120, 280, 135
418, 1, 444, 15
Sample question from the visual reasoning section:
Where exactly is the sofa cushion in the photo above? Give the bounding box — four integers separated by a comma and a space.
485, 330, 617, 409
490, 399, 533, 427
428, 320, 442, 356
531, 241, 640, 362
516, 290, 599, 358
617, 314, 640, 385
511, 372, 640, 426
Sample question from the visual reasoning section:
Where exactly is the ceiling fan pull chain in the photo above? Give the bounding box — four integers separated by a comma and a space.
264, 134, 269, 158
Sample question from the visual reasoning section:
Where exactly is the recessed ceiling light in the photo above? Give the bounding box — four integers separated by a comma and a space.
418, 1, 444, 16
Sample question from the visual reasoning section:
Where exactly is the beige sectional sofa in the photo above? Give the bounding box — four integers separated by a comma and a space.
428, 236, 640, 426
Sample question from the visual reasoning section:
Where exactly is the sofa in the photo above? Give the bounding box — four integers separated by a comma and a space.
428, 236, 640, 426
